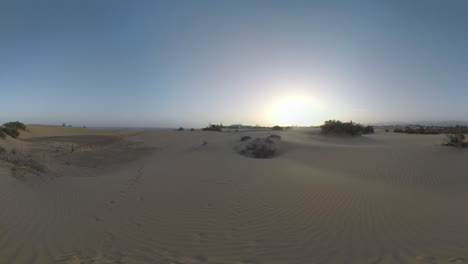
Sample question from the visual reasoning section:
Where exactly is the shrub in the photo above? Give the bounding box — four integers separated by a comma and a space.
3, 121, 26, 131
202, 124, 223, 132
240, 138, 276, 158
394, 128, 404, 133
0, 148, 45, 172
1, 127, 20, 138
240, 136, 252, 141
385, 129, 389, 132
190, 128, 195, 131
363, 125, 374, 134
443, 134, 467, 148
272, 125, 283, 131
268, 134, 281, 140
0, 121, 27, 139
320, 120, 374, 136
177, 127, 184, 131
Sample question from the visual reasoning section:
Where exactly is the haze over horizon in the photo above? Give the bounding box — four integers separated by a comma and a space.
2, 0, 468, 128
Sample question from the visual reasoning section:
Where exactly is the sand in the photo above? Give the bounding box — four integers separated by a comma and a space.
1, 126, 468, 263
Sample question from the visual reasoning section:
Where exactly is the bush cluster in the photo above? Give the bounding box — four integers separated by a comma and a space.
272, 126, 283, 131
443, 134, 467, 148
202, 124, 223, 132
394, 125, 468, 135
0, 121, 27, 139
320, 120, 374, 136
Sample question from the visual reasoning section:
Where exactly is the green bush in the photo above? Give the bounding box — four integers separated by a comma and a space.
1, 127, 20, 138
320, 120, 374, 136
3, 121, 26, 131
0, 121, 27, 139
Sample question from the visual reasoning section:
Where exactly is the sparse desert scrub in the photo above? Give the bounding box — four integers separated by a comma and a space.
393, 125, 468, 135
272, 125, 283, 131
320, 120, 374, 136
202, 124, 223, 132
240, 136, 252, 141
268, 134, 281, 140
177, 127, 184, 131
239, 137, 277, 158
0, 147, 45, 172
443, 134, 467, 148
0, 129, 5, 139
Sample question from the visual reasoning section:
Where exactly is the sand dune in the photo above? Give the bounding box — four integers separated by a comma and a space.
1, 126, 468, 263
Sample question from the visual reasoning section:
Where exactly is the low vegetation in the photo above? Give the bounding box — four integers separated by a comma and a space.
177, 127, 184, 131
240, 136, 252, 141
0, 121, 27, 139
393, 125, 468, 135
320, 120, 374, 136
272, 125, 283, 131
443, 134, 467, 148
268, 134, 281, 140
0, 147, 45, 172
202, 124, 223, 132
239, 137, 277, 158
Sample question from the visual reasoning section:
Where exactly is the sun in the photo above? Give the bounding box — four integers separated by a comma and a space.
268, 94, 324, 126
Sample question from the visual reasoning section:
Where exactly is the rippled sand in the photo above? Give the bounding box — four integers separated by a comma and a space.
1, 125, 468, 263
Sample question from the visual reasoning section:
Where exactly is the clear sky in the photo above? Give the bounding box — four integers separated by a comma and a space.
1, 0, 468, 127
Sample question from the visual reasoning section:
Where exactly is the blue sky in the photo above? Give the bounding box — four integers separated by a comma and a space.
1, 0, 468, 127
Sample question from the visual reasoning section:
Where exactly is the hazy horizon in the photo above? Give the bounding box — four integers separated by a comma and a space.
2, 0, 468, 127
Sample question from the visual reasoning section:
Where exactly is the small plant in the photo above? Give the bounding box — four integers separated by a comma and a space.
240, 136, 252, 141
385, 129, 389, 132
0, 129, 5, 139
202, 140, 208, 145
272, 125, 283, 131
443, 134, 467, 148
177, 127, 184, 131
190, 128, 195, 131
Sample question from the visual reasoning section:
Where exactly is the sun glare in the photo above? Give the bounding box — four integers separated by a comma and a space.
268, 95, 324, 126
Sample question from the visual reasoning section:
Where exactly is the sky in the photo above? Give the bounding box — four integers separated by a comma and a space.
1, 0, 468, 127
